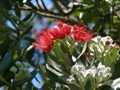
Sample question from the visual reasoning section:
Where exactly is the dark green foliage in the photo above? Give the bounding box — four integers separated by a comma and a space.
0, 0, 120, 90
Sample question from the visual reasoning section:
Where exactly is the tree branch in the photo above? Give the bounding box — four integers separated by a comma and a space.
41, 0, 48, 10
18, 6, 66, 20
18, 4, 79, 23
36, 0, 41, 9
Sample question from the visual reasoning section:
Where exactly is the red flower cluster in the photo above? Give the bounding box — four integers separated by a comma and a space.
72, 25, 93, 42
49, 22, 72, 39
34, 30, 54, 52
34, 21, 93, 52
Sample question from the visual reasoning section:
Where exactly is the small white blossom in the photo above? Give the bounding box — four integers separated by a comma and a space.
97, 63, 112, 82
90, 36, 105, 53
71, 62, 112, 83
71, 63, 86, 77
71, 63, 85, 72
66, 75, 75, 83
86, 66, 97, 77
100, 36, 113, 46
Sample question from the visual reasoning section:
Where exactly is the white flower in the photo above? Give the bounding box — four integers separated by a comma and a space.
71, 63, 86, 78
100, 36, 113, 46
71, 62, 112, 83
66, 75, 75, 83
89, 42, 105, 53
86, 66, 97, 77
89, 36, 105, 53
89, 35, 117, 58
97, 63, 112, 82
71, 63, 85, 72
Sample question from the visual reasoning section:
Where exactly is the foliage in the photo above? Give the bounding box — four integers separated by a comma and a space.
0, 0, 120, 90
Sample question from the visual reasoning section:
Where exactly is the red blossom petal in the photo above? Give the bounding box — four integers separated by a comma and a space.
72, 25, 93, 42
49, 22, 72, 39
34, 22, 93, 52
72, 25, 87, 33
49, 28, 65, 39
34, 31, 53, 52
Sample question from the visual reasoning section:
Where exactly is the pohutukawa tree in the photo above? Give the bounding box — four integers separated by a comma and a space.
0, 0, 120, 90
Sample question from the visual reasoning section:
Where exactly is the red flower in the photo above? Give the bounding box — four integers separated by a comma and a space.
57, 21, 72, 35
34, 30, 53, 52
33, 21, 71, 52
34, 22, 93, 52
72, 24, 88, 33
72, 25, 93, 42
50, 21, 71, 39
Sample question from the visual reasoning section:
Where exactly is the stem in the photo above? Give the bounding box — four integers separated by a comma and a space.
18, 6, 65, 19
76, 42, 87, 60
18, 5, 78, 23
36, 0, 41, 9
41, 0, 48, 10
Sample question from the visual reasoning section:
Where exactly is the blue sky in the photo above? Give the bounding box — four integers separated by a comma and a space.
31, 0, 53, 9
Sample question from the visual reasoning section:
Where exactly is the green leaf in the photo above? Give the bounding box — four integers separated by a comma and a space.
85, 77, 97, 90
0, 52, 13, 75
53, 41, 66, 63
60, 40, 70, 54
103, 48, 118, 66
15, 71, 30, 81
46, 69, 67, 84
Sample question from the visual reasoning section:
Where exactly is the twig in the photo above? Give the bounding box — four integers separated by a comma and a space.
41, 0, 48, 10
18, 5, 79, 24
18, 6, 66, 20
36, 0, 41, 9
76, 42, 88, 60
